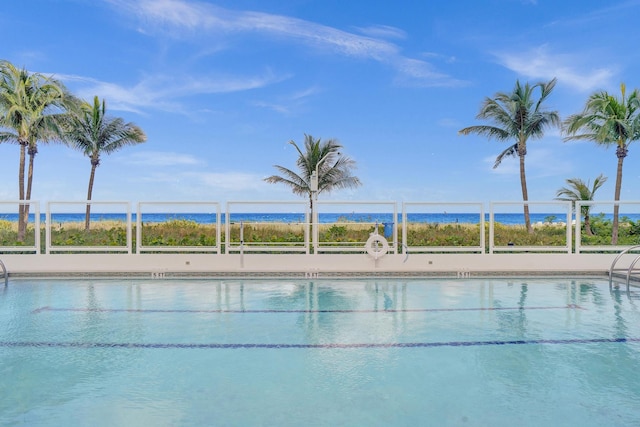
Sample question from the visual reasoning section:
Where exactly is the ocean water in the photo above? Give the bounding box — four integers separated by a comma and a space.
2, 212, 638, 226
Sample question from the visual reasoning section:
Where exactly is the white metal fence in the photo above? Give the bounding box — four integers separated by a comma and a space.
0, 200, 40, 254
1, 199, 640, 255
575, 201, 640, 253
402, 202, 485, 253
313, 201, 397, 254
45, 201, 132, 254
225, 201, 309, 253
136, 201, 221, 253
489, 201, 572, 254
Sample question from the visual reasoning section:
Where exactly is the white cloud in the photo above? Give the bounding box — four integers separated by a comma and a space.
494, 45, 614, 92
421, 51, 457, 64
252, 85, 322, 115
354, 25, 407, 40
290, 86, 322, 100
191, 171, 267, 191
57, 70, 286, 114
251, 100, 291, 115
394, 58, 467, 87
123, 151, 202, 166
105, 0, 463, 87
112, 0, 221, 32
132, 169, 293, 201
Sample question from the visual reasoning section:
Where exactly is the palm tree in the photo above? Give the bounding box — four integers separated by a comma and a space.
264, 134, 361, 220
0, 60, 72, 240
555, 174, 607, 236
459, 78, 561, 233
564, 83, 640, 245
64, 96, 146, 230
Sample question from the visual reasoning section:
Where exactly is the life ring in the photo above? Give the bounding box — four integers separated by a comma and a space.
365, 233, 389, 259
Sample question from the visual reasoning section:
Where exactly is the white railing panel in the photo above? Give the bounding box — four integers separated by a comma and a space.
46, 201, 132, 254
489, 201, 572, 254
0, 201, 40, 254
225, 201, 309, 254
137, 201, 221, 253
3, 198, 639, 256
314, 201, 397, 254
402, 202, 485, 253
575, 200, 640, 253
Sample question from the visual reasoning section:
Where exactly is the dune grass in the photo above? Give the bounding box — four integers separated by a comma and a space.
140, 219, 217, 247
1, 215, 640, 253
404, 223, 481, 247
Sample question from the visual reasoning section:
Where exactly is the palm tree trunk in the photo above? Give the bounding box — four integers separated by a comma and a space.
21, 149, 36, 241
17, 143, 26, 241
85, 163, 97, 231
519, 153, 532, 233
584, 213, 593, 236
612, 154, 625, 245
18, 147, 37, 242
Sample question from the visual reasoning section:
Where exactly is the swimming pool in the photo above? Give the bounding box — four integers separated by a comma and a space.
1, 277, 639, 426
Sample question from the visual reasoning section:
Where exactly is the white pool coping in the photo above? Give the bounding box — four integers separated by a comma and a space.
0, 252, 625, 279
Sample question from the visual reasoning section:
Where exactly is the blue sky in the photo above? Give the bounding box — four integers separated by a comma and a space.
1, 0, 640, 208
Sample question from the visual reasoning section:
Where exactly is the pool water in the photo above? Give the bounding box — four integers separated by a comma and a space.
1, 277, 640, 426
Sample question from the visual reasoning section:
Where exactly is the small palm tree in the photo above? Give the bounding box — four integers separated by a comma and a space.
564, 83, 640, 244
64, 96, 146, 230
264, 134, 361, 220
555, 174, 607, 236
459, 78, 561, 233
0, 60, 73, 239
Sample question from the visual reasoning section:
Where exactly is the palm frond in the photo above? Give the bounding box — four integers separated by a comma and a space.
265, 134, 362, 200
493, 143, 518, 169
460, 78, 560, 176
64, 95, 146, 160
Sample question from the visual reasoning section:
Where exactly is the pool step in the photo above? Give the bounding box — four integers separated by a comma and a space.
0, 259, 7, 286
609, 245, 640, 291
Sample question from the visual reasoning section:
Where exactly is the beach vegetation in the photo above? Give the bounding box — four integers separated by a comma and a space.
140, 219, 216, 247
459, 78, 561, 233
62, 96, 146, 231
1, 218, 640, 253
0, 222, 36, 247
405, 223, 482, 247
318, 223, 375, 245
51, 221, 128, 247
554, 174, 607, 236
325, 224, 348, 241
580, 214, 640, 246
492, 222, 568, 247
564, 83, 640, 244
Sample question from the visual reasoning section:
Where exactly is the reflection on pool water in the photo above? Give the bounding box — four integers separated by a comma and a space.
1, 277, 639, 426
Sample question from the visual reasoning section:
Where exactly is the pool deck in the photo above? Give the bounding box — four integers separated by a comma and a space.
0, 252, 621, 278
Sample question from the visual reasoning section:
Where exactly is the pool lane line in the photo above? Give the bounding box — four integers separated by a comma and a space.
32, 304, 584, 314
0, 337, 638, 350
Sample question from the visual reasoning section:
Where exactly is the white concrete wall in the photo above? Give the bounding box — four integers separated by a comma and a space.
0, 252, 621, 277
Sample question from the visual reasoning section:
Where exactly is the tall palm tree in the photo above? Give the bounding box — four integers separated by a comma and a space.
555, 174, 607, 236
459, 78, 560, 233
564, 83, 640, 245
64, 96, 146, 230
264, 134, 361, 220
0, 60, 72, 240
